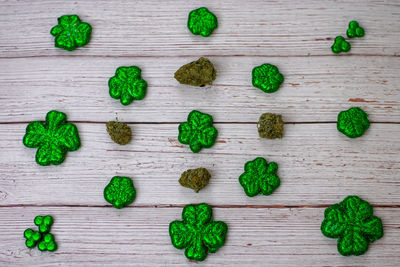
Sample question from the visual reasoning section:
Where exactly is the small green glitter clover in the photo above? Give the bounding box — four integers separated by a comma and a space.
50, 15, 92, 51
239, 157, 280, 197
34, 215, 54, 233
187, 7, 218, 37
38, 233, 58, 252
109, 66, 147, 106
347, 21, 365, 38
23, 228, 42, 248
104, 176, 136, 209
178, 110, 218, 153
321, 195, 383, 256
252, 64, 284, 93
337, 107, 370, 138
169, 203, 228, 261
331, 36, 351, 54
23, 110, 81, 166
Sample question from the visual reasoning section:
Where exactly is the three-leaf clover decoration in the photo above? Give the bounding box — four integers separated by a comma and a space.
239, 157, 280, 197
321, 195, 383, 256
34, 215, 54, 233
23, 229, 42, 248
50, 14, 92, 51
187, 7, 218, 37
178, 110, 218, 153
23, 110, 81, 166
337, 107, 370, 138
38, 233, 58, 252
169, 203, 228, 261
108, 66, 148, 106
252, 63, 284, 93
331, 36, 351, 54
347, 21, 365, 38
104, 176, 136, 209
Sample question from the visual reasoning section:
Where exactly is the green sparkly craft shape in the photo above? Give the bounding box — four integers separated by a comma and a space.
252, 64, 284, 93
24, 228, 42, 248
109, 66, 147, 106
239, 157, 280, 197
331, 36, 351, 54
321, 195, 383, 256
337, 107, 370, 138
104, 176, 136, 209
347, 21, 365, 38
169, 203, 228, 261
178, 110, 218, 153
50, 15, 92, 51
187, 7, 218, 37
34, 215, 54, 233
23, 110, 81, 166
24, 215, 57, 252
38, 233, 58, 252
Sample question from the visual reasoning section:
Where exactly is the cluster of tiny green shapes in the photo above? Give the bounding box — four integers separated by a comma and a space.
337, 107, 370, 138
188, 7, 218, 37
347, 21, 365, 38
252, 63, 284, 93
23, 215, 57, 252
38, 233, 58, 252
34, 215, 54, 233
331, 36, 351, 54
104, 176, 136, 209
24, 228, 41, 248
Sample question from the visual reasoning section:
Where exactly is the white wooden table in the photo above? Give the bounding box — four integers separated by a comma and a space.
0, 0, 399, 266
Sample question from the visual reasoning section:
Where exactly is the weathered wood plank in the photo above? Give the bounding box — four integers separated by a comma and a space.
0, 0, 399, 58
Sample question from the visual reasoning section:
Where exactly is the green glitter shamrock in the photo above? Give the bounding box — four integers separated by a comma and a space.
178, 110, 218, 153
169, 203, 228, 261
34, 215, 54, 233
321, 195, 383, 256
337, 107, 370, 138
188, 7, 218, 37
23, 110, 81, 166
252, 63, 284, 93
331, 36, 351, 54
23, 228, 42, 248
108, 66, 147, 106
347, 21, 365, 38
50, 15, 92, 51
38, 233, 58, 252
104, 176, 136, 209
239, 157, 280, 197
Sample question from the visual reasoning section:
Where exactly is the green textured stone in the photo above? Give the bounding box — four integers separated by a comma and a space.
174, 57, 216, 87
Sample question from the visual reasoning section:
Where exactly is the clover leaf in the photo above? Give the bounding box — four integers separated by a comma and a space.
187, 7, 218, 37
23, 228, 42, 248
252, 63, 284, 93
321, 195, 383, 256
239, 157, 280, 197
23, 110, 81, 166
347, 21, 365, 38
178, 110, 218, 153
34, 215, 54, 233
50, 15, 92, 51
169, 203, 228, 261
109, 66, 148, 106
38, 233, 58, 252
337, 107, 370, 138
104, 176, 136, 209
331, 36, 351, 54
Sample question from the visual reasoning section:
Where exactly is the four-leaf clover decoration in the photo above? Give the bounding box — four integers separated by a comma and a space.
108, 66, 148, 106
23, 110, 81, 166
104, 176, 136, 209
169, 203, 228, 261
321, 195, 383, 256
187, 7, 218, 37
50, 14, 92, 51
239, 157, 280, 197
337, 107, 370, 138
252, 63, 284, 93
178, 110, 218, 153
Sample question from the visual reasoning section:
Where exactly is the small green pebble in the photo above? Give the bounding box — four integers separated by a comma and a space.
187, 7, 218, 37
347, 21, 365, 38
337, 107, 370, 138
331, 36, 351, 54
34, 215, 54, 233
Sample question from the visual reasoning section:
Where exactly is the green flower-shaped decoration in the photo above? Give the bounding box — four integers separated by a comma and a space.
24, 228, 42, 248
108, 66, 147, 106
337, 107, 370, 138
104, 176, 136, 209
321, 195, 383, 256
252, 63, 284, 93
34, 215, 54, 233
23, 110, 81, 166
187, 7, 218, 37
347, 21, 365, 38
169, 203, 228, 261
178, 110, 218, 153
38, 233, 58, 252
331, 36, 351, 54
239, 157, 280, 197
50, 15, 92, 51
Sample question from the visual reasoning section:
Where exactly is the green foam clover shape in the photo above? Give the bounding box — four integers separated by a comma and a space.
23, 228, 42, 248
104, 176, 136, 209
109, 66, 148, 106
23, 110, 81, 166
38, 233, 58, 252
239, 157, 280, 197
50, 14, 92, 51
337, 107, 370, 138
252, 63, 284, 93
187, 7, 218, 37
34, 215, 54, 233
321, 195, 383, 256
169, 203, 228, 261
331, 36, 351, 54
178, 110, 218, 153
347, 21, 365, 38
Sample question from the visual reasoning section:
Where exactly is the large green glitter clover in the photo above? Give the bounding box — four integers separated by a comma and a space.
50, 15, 92, 51
187, 7, 218, 37
34, 215, 54, 233
347, 21, 365, 38
24, 228, 42, 249
38, 233, 58, 252
321, 195, 383, 256
104, 176, 136, 209
178, 110, 218, 153
239, 157, 280, 197
23, 110, 81, 166
331, 36, 351, 54
337, 107, 370, 138
108, 66, 147, 106
169, 203, 228, 261
252, 63, 284, 93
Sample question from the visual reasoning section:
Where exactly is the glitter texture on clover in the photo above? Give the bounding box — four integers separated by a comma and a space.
169, 203, 228, 261
178, 110, 218, 153
337, 107, 370, 138
108, 66, 147, 106
347, 21, 365, 38
23, 229, 42, 249
23, 110, 81, 166
321, 195, 383, 256
239, 157, 280, 197
38, 233, 58, 252
187, 7, 218, 37
104, 176, 136, 209
50, 14, 92, 51
252, 63, 284, 93
34, 215, 54, 233
331, 36, 351, 54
